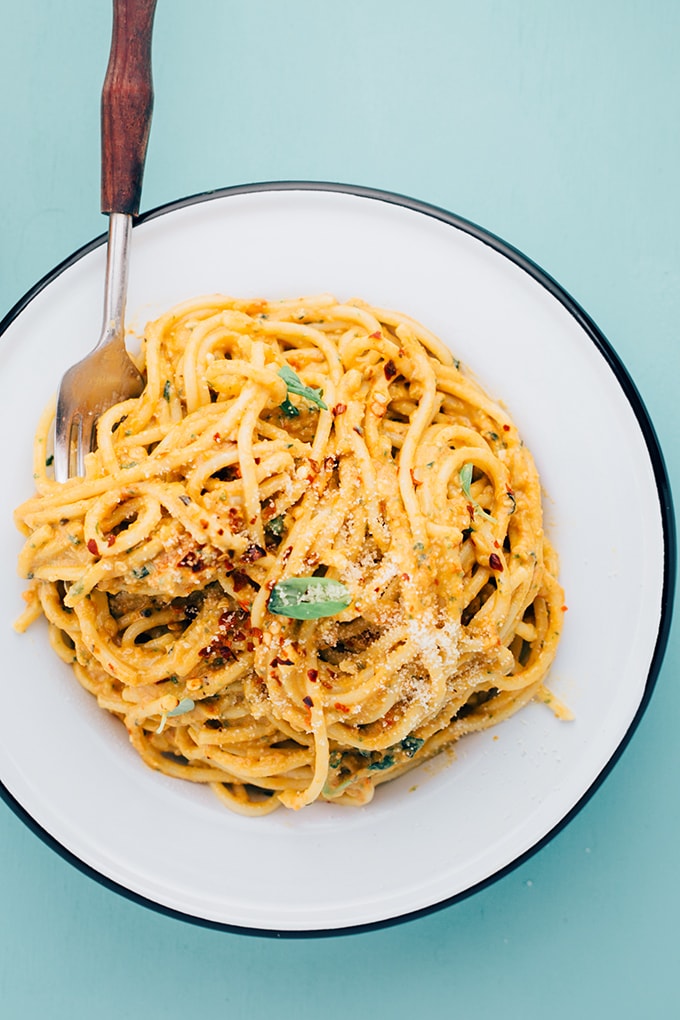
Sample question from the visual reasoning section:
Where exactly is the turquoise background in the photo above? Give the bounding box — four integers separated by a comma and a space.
1, 1, 678, 1016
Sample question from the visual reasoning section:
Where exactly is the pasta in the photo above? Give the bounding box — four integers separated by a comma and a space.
14, 294, 566, 815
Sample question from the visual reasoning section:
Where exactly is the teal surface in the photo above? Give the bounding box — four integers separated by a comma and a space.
1, 1, 678, 1016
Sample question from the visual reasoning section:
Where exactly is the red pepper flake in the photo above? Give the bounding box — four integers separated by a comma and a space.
213, 432, 221, 442
410, 468, 421, 488
561, 605, 569, 612
334, 702, 350, 713
302, 695, 314, 708
219, 609, 247, 630
106, 533, 116, 547
261, 497, 277, 520
332, 403, 347, 417
178, 550, 204, 572
271, 656, 293, 667
400, 572, 410, 582
489, 553, 503, 572
384, 359, 397, 380
217, 528, 224, 536
467, 503, 475, 520
502, 424, 510, 432
307, 669, 318, 682
87, 538, 99, 556
494, 540, 500, 548
324, 455, 339, 472
227, 507, 244, 529
370, 330, 382, 339
241, 543, 266, 563
232, 571, 249, 592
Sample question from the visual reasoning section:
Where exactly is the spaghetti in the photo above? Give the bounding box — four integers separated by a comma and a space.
14, 294, 566, 815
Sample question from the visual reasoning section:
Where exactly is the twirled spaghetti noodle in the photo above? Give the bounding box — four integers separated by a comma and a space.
14, 294, 566, 815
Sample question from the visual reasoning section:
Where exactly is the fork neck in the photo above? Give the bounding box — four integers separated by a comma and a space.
102, 212, 131, 336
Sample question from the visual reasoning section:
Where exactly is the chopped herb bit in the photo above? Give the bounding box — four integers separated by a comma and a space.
269, 576, 352, 619
45, 454, 54, 467
278, 365, 328, 410
279, 397, 300, 418
131, 565, 151, 579
179, 494, 192, 506
400, 736, 424, 757
67, 534, 80, 546
367, 754, 395, 771
163, 380, 171, 401
265, 514, 285, 539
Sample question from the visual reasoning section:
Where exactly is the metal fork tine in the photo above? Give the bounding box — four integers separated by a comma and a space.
52, 1, 155, 482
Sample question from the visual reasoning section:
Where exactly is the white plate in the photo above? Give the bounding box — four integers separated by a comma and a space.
0, 184, 674, 934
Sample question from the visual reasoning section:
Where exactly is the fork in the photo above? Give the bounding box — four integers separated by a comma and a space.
54, 0, 157, 482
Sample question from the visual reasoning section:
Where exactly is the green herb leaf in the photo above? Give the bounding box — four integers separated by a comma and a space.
278, 365, 328, 410
459, 463, 497, 524
131, 565, 151, 579
167, 697, 195, 717
269, 576, 352, 619
459, 462, 473, 500
367, 754, 395, 771
400, 736, 424, 757
265, 514, 285, 539
156, 697, 195, 734
163, 380, 171, 401
279, 397, 300, 418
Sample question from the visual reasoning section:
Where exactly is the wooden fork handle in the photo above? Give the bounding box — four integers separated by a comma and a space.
101, 0, 157, 216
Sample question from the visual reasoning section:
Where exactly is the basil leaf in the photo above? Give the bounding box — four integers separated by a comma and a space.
278, 365, 328, 410
459, 462, 473, 499
269, 576, 352, 619
167, 697, 195, 717
459, 462, 496, 523
156, 697, 195, 734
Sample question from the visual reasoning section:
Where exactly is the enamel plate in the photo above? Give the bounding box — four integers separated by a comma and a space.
0, 184, 674, 934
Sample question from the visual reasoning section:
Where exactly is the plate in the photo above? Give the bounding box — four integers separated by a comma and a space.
0, 183, 674, 934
